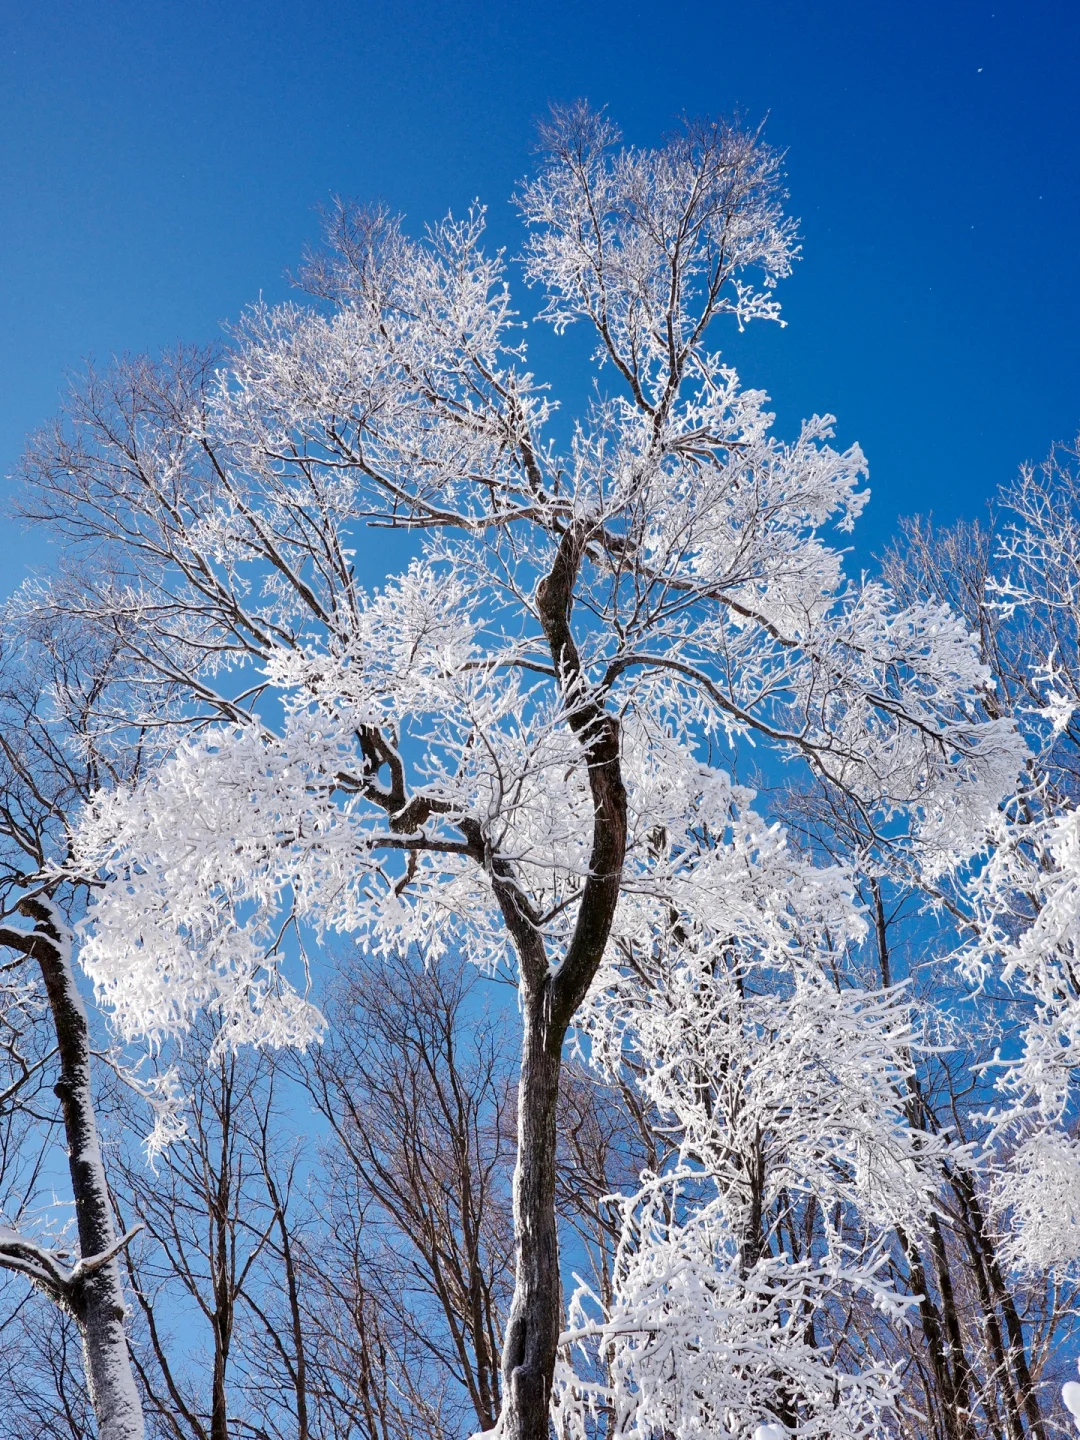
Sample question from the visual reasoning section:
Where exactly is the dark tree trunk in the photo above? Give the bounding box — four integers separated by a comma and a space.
493, 521, 629, 1440
952, 1168, 1046, 1440
210, 1060, 236, 1440
500, 985, 564, 1440
896, 1222, 976, 1440
926, 1211, 977, 1439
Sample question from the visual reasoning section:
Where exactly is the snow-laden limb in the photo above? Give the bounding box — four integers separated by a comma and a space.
1063, 1367, 1080, 1431
518, 104, 797, 362
73, 594, 1018, 1050
0, 1222, 142, 1305
75, 720, 344, 1048
951, 800, 1080, 1269
554, 1211, 902, 1440
585, 964, 935, 1234
987, 1131, 1080, 1271
964, 809, 1080, 1112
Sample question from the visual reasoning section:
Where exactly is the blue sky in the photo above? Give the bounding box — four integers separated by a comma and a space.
2, 0, 1078, 591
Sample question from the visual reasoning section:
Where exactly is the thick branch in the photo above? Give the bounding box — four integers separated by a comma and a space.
534, 522, 628, 1034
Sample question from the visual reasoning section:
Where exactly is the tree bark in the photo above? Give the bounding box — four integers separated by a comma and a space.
926, 1211, 978, 1440
500, 984, 563, 1440
24, 897, 145, 1440
952, 1167, 1046, 1440
896, 1222, 975, 1440
495, 521, 629, 1440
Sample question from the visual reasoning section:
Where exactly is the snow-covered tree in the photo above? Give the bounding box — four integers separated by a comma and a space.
0, 601, 145, 1440
929, 442, 1080, 1279
873, 452, 1080, 1439
554, 790, 928, 1439
18, 106, 1021, 1440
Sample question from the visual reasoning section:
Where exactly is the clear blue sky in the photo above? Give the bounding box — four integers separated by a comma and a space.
2, 0, 1078, 590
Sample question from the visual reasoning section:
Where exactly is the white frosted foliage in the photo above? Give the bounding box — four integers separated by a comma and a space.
41, 106, 1027, 1439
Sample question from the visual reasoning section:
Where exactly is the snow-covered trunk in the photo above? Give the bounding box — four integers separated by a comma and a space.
24, 899, 145, 1440
500, 982, 563, 1440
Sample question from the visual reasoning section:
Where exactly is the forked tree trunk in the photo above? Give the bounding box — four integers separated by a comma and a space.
24, 898, 145, 1440
494, 520, 629, 1440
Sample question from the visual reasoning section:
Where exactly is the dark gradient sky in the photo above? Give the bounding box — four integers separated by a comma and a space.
2, 0, 1078, 591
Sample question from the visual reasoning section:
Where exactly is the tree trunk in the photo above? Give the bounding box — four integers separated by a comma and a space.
897, 1222, 976, 1440
26, 898, 145, 1440
210, 1058, 236, 1440
500, 983, 563, 1440
494, 519, 628, 1440
952, 1167, 1046, 1440
953, 1178, 1024, 1440
926, 1211, 978, 1440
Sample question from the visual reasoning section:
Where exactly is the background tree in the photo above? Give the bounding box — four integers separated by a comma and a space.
301, 948, 515, 1439
109, 1019, 313, 1440
764, 439, 1080, 1440
553, 792, 925, 1438
296, 948, 516, 1440
0, 1284, 95, 1440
